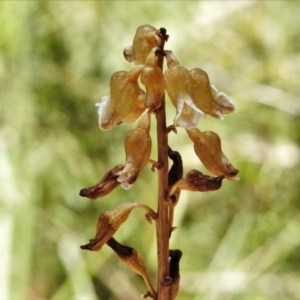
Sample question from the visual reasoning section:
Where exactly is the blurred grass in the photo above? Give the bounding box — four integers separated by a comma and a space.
0, 1, 299, 300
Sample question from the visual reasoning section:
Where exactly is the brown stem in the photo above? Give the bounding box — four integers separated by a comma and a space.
155, 29, 170, 299
155, 97, 170, 300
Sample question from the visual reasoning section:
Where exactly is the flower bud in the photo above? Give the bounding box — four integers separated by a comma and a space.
123, 25, 166, 65
186, 128, 239, 181
189, 68, 235, 119
96, 66, 144, 131
116, 112, 152, 189
140, 47, 165, 111
164, 51, 204, 128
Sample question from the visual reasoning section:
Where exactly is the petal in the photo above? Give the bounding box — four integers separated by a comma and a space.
174, 97, 204, 129
210, 85, 235, 115
96, 94, 115, 131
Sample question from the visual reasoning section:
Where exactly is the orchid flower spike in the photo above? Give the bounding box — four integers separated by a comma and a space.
189, 68, 235, 119
116, 112, 152, 189
140, 47, 165, 111
96, 66, 145, 131
164, 51, 204, 129
123, 25, 168, 65
186, 128, 239, 181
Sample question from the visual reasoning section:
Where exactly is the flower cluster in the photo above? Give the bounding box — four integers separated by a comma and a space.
79, 25, 239, 300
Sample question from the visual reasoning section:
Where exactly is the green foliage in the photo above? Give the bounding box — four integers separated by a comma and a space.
0, 1, 299, 299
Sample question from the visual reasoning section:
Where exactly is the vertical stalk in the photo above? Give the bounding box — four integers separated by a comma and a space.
156, 97, 170, 300
155, 37, 170, 299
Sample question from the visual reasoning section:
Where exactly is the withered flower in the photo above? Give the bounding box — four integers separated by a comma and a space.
81, 202, 156, 251
164, 51, 204, 128
189, 68, 235, 119
169, 249, 182, 300
123, 25, 167, 65
186, 128, 239, 181
140, 47, 165, 111
107, 237, 156, 299
169, 169, 224, 197
79, 164, 124, 199
167, 147, 183, 236
96, 66, 144, 131
116, 112, 152, 189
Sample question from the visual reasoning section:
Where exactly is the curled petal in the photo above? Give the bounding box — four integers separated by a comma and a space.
141, 47, 165, 111
107, 238, 157, 299
164, 51, 204, 128
186, 128, 239, 181
124, 25, 167, 65
210, 84, 235, 115
96, 66, 144, 131
79, 164, 124, 199
169, 170, 224, 196
81, 202, 156, 251
117, 113, 152, 189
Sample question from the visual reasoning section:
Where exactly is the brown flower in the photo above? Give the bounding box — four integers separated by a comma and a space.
116, 112, 152, 189
123, 25, 168, 65
81, 202, 156, 251
107, 237, 156, 299
96, 66, 144, 131
164, 51, 204, 128
189, 68, 235, 119
186, 128, 239, 181
169, 249, 182, 300
79, 164, 124, 199
169, 169, 224, 197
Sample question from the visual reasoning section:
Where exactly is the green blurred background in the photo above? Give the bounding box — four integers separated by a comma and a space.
1, 1, 300, 299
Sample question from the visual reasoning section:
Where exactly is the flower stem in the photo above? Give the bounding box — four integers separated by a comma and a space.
155, 97, 170, 299
155, 40, 170, 298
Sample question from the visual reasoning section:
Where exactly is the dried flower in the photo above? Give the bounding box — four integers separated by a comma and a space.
96, 66, 144, 131
169, 169, 224, 197
116, 112, 152, 189
189, 68, 235, 119
167, 147, 183, 236
169, 249, 182, 300
186, 128, 239, 181
164, 51, 204, 128
123, 25, 167, 65
107, 237, 157, 299
140, 47, 165, 111
81, 202, 156, 251
79, 164, 124, 199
